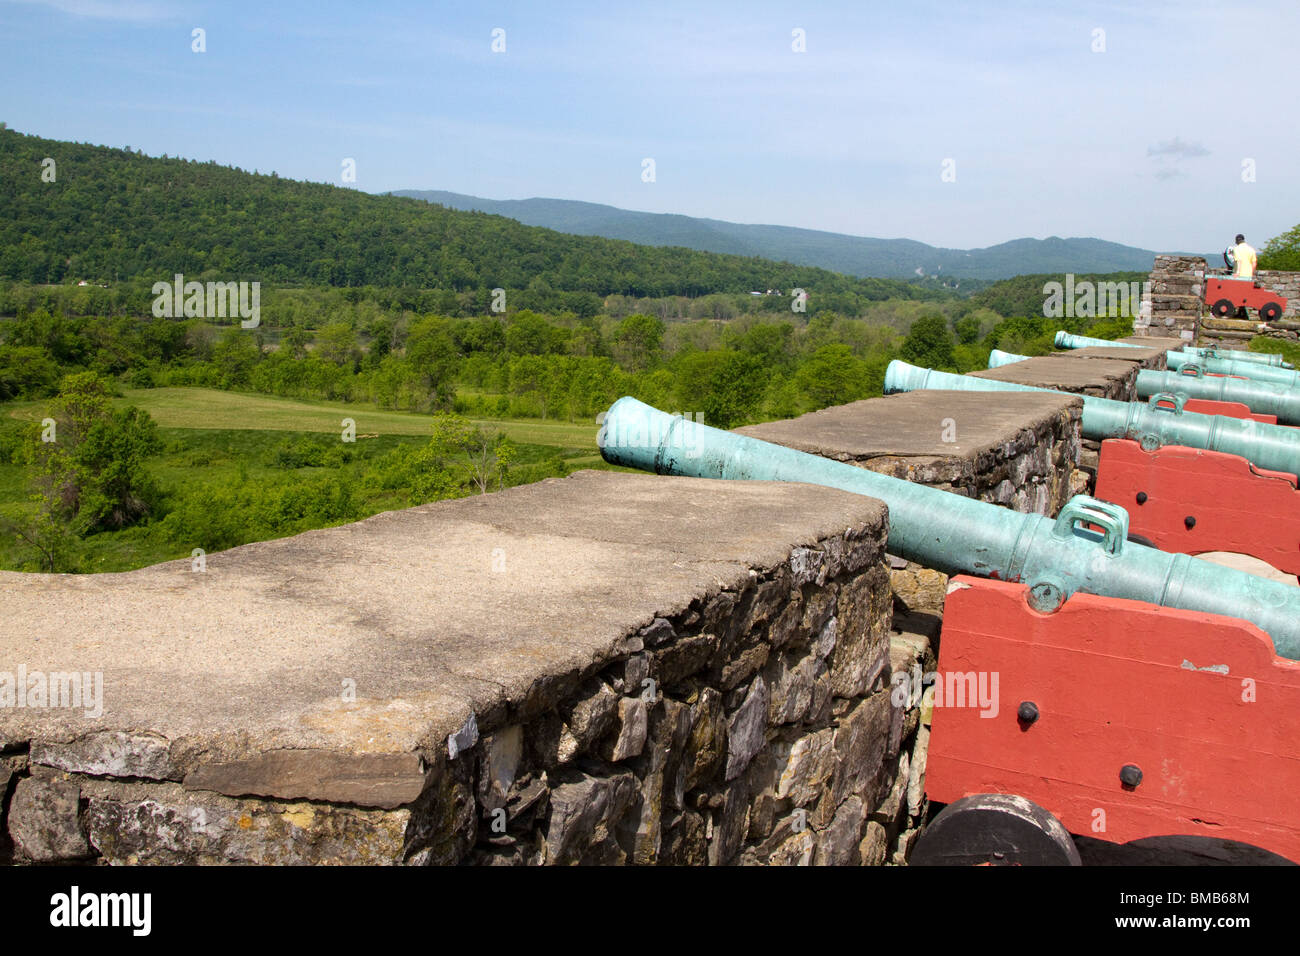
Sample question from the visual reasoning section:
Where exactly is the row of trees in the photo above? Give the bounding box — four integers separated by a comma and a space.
2, 296, 1132, 426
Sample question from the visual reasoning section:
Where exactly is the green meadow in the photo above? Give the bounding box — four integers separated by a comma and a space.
0, 386, 609, 573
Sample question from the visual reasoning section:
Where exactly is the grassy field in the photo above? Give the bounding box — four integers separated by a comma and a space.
5, 386, 602, 447
0, 386, 613, 572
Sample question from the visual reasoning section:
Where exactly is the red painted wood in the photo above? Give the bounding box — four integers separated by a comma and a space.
1182, 398, 1277, 424
1204, 276, 1290, 313
927, 577, 1300, 861
1094, 438, 1300, 574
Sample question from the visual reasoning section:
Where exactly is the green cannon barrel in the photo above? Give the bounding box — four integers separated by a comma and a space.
1054, 331, 1145, 350
1055, 331, 1294, 370
599, 397, 1300, 658
1182, 345, 1293, 369
1137, 368, 1300, 424
883, 360, 1300, 477
994, 349, 1298, 387
1166, 350, 1300, 387
987, 348, 1029, 368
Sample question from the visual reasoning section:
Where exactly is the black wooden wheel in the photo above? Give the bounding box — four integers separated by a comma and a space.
1210, 298, 1236, 318
911, 793, 1082, 866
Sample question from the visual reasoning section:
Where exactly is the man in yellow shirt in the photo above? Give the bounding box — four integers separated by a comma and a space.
1232, 233, 1257, 279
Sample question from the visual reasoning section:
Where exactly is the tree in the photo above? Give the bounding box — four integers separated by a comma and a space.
316, 322, 360, 367
27, 372, 161, 543
213, 327, 261, 387
794, 344, 869, 409
734, 321, 794, 369
955, 316, 981, 345
404, 316, 458, 409
900, 314, 956, 370
701, 351, 766, 428
1260, 224, 1300, 271
0, 344, 59, 399
613, 314, 665, 371
674, 350, 766, 429
426, 413, 515, 495
505, 311, 563, 355
564, 356, 623, 420
987, 315, 1052, 355
508, 354, 568, 419
280, 324, 311, 359
365, 315, 397, 364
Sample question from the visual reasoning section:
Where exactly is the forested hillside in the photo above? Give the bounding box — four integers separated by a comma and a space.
396, 189, 1172, 281
0, 127, 938, 305
968, 271, 1147, 317
0, 125, 1215, 577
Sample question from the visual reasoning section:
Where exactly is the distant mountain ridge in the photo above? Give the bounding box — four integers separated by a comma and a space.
0, 127, 945, 303
393, 190, 1176, 281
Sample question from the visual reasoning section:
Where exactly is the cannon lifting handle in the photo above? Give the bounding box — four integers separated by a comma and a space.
1053, 497, 1129, 556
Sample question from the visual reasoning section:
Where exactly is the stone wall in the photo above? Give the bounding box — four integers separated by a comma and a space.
1, 472, 904, 866
1061, 344, 1167, 371
1133, 254, 1300, 349
736, 390, 1083, 517
969, 355, 1139, 402
736, 389, 1086, 859
1118, 335, 1184, 351
1131, 254, 1203, 342
1254, 271, 1300, 320
736, 390, 1086, 622
967, 357, 1134, 476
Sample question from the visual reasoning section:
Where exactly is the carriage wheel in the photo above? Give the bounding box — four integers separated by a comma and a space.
911, 793, 1082, 866
1210, 298, 1236, 319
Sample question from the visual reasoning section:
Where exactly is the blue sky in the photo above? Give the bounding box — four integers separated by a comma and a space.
1, 0, 1296, 254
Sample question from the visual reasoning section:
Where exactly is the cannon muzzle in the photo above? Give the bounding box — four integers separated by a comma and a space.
599, 396, 1300, 658
987, 349, 1029, 368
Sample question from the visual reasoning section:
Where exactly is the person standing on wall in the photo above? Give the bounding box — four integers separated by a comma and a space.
1229, 233, 1258, 318
1232, 234, 1258, 279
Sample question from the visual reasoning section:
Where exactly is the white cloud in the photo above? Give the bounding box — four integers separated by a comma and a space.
1147, 137, 1210, 160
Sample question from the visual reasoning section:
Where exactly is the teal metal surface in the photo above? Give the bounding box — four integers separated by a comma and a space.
1137, 368, 1300, 424
883, 360, 1300, 477
1166, 350, 1300, 387
1054, 331, 1144, 350
599, 396, 1300, 658
987, 349, 1029, 368
1182, 345, 1293, 369
1055, 331, 1294, 370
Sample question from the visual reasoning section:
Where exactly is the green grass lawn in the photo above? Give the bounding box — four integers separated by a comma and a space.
5, 386, 602, 449
0, 385, 616, 573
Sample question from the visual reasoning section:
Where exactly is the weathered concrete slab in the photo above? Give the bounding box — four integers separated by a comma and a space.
1062, 345, 1167, 370
970, 355, 1139, 402
735, 390, 1083, 514
1, 470, 906, 866
1119, 335, 1183, 350
0, 472, 881, 775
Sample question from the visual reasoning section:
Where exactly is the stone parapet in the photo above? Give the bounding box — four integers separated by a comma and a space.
0, 471, 900, 866
736, 389, 1086, 856
969, 356, 1139, 402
